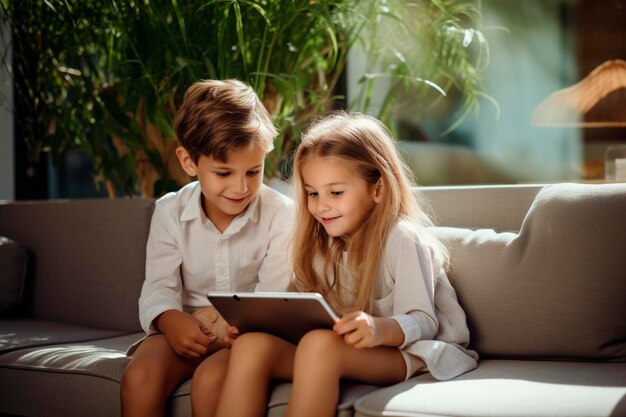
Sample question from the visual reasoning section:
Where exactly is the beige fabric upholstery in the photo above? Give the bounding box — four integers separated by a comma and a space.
0, 199, 154, 331
268, 383, 381, 417
0, 332, 375, 417
421, 184, 541, 231
2, 184, 624, 417
354, 360, 626, 417
433, 183, 626, 360
0, 319, 128, 355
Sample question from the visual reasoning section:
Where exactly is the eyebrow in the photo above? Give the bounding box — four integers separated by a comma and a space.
212, 164, 263, 170
304, 182, 347, 188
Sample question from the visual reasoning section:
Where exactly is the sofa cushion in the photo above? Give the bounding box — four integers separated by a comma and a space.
267, 382, 381, 417
0, 333, 163, 417
0, 318, 132, 355
0, 332, 377, 417
0, 198, 155, 331
421, 184, 540, 231
354, 359, 626, 417
433, 183, 626, 361
0, 236, 28, 316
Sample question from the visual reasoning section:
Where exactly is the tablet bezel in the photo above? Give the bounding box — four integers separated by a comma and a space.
206, 291, 339, 344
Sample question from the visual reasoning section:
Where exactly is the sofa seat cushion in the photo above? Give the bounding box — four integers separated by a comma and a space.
0, 333, 138, 417
0, 318, 132, 355
354, 359, 626, 417
0, 331, 378, 417
0, 332, 199, 417
267, 382, 381, 417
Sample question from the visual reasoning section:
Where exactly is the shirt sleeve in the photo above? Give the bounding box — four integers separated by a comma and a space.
254, 198, 295, 292
386, 228, 438, 348
138, 201, 184, 333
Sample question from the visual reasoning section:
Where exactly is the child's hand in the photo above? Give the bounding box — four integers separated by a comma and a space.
334, 311, 405, 348
192, 307, 220, 332
193, 307, 240, 346
333, 311, 381, 348
213, 315, 240, 347
155, 309, 218, 358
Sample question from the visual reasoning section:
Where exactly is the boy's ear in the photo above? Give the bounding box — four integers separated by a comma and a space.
176, 146, 198, 177
373, 178, 384, 203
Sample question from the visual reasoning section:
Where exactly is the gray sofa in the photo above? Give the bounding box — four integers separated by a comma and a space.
1, 182, 625, 417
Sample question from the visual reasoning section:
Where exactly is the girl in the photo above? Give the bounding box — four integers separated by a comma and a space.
214, 112, 478, 417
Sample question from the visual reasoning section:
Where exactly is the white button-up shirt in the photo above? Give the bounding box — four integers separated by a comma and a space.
138, 181, 295, 334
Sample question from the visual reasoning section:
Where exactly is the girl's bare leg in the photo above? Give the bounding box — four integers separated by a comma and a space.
285, 329, 407, 417
191, 348, 230, 417
214, 333, 296, 417
121, 334, 203, 417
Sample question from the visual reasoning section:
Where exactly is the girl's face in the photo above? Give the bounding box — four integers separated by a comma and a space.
301, 155, 381, 239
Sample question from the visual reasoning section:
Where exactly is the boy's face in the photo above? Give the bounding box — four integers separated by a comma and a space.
177, 145, 266, 232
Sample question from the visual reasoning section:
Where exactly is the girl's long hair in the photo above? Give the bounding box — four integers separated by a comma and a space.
290, 112, 448, 314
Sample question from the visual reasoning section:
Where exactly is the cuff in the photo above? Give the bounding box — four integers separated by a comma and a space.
392, 314, 422, 349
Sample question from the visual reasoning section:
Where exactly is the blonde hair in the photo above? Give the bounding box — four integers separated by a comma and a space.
290, 111, 448, 314
174, 79, 277, 163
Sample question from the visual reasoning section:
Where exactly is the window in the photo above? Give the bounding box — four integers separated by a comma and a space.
350, 0, 626, 185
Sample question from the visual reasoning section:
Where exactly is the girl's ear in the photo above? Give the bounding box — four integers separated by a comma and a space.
176, 146, 198, 177
373, 178, 384, 203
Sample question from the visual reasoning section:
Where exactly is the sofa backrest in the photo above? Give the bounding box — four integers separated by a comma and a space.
0, 198, 154, 331
421, 184, 541, 232
434, 183, 626, 361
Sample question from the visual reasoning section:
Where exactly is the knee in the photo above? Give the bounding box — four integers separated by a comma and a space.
296, 329, 343, 362
192, 361, 227, 394
121, 360, 154, 396
230, 332, 277, 361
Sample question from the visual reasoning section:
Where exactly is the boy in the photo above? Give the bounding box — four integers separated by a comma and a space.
121, 79, 294, 417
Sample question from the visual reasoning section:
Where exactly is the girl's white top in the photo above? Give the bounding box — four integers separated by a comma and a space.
343, 218, 479, 380
138, 181, 295, 335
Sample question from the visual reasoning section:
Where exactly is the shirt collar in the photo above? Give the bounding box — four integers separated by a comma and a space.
180, 182, 204, 222
179, 182, 262, 231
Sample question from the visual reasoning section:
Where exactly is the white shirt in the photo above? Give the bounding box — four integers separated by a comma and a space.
345, 219, 479, 380
138, 181, 295, 334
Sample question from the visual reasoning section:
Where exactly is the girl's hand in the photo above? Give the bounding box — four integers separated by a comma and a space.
214, 316, 240, 346
333, 311, 380, 348
222, 321, 241, 346
155, 310, 218, 358
192, 307, 240, 346
333, 311, 404, 348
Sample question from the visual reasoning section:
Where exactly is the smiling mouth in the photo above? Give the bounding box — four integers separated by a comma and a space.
321, 216, 341, 224
224, 196, 247, 204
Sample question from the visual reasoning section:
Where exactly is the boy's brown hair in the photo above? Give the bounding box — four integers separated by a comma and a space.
174, 79, 277, 163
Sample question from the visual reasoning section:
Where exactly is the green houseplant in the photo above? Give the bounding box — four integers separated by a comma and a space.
1, 0, 490, 197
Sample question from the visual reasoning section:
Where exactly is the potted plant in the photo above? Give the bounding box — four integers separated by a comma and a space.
1, 0, 490, 197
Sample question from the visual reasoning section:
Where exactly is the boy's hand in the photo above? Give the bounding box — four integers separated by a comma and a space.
193, 307, 240, 346
333, 311, 403, 349
192, 307, 220, 332
155, 310, 217, 358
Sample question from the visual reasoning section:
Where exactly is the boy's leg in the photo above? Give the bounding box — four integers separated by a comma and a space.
191, 348, 230, 417
285, 329, 407, 417
214, 333, 296, 417
121, 334, 203, 417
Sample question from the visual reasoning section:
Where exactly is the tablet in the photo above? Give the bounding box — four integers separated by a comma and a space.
206, 291, 339, 344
